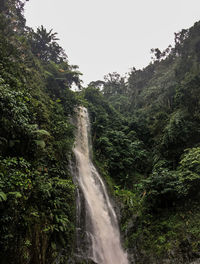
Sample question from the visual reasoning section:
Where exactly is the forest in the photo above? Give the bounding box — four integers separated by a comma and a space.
1, 1, 200, 263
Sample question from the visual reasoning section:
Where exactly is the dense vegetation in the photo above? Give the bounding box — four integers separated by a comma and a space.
1, 1, 200, 263
0, 1, 82, 263
83, 21, 200, 263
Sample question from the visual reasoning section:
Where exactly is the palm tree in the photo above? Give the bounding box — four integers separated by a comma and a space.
29, 25, 66, 62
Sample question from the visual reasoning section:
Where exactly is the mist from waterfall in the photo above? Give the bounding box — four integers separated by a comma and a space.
73, 106, 129, 264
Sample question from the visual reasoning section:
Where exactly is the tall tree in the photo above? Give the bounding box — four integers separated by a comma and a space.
28, 25, 67, 62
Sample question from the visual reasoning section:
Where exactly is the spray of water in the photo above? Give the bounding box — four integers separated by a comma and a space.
73, 106, 129, 264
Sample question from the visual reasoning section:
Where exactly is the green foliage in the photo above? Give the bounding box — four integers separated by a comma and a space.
0, 191, 7, 202
0, 156, 76, 263
0, 2, 81, 263
178, 147, 200, 196
1, 1, 200, 263
0, 157, 31, 192
84, 21, 200, 263
143, 168, 182, 208
0, 77, 30, 135
83, 86, 151, 187
28, 25, 67, 63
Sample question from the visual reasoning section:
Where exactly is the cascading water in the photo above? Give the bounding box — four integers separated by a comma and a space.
73, 106, 129, 264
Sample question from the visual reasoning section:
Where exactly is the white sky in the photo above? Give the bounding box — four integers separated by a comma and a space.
25, 0, 200, 86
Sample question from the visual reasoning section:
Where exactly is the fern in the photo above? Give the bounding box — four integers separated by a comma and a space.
0, 191, 7, 202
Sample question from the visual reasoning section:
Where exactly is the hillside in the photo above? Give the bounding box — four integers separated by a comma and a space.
1, 1, 200, 264
0, 1, 81, 263
83, 21, 200, 263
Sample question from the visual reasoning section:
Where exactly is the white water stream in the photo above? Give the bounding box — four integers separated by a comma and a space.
73, 106, 129, 264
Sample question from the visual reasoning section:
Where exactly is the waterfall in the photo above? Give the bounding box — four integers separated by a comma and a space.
73, 106, 129, 264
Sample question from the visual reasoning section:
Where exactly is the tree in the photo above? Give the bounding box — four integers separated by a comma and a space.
103, 72, 127, 96
28, 25, 67, 62
151, 48, 162, 61
0, 0, 27, 32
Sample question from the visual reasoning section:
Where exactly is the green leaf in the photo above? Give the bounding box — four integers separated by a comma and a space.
8, 192, 22, 198
33, 129, 50, 137
34, 140, 46, 148
0, 191, 7, 202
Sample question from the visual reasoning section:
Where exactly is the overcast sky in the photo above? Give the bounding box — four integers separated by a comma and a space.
25, 0, 200, 85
